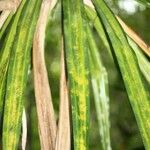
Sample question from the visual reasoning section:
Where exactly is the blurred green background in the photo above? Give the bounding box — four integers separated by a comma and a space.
24, 0, 150, 149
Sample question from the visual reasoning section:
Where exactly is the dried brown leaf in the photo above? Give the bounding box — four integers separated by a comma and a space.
33, 0, 57, 149
56, 39, 71, 150
116, 16, 150, 57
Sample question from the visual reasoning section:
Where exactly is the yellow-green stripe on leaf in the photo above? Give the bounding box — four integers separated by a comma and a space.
2, 0, 42, 149
62, 0, 90, 149
0, 0, 26, 127
87, 25, 111, 150
92, 0, 150, 149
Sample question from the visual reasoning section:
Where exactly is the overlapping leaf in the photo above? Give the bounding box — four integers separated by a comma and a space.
2, 0, 42, 149
33, 0, 57, 149
128, 37, 150, 84
91, 0, 150, 149
87, 25, 111, 150
62, 0, 90, 149
0, 0, 26, 128
85, 4, 150, 91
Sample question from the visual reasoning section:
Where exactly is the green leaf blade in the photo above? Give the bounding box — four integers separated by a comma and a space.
87, 25, 111, 150
127, 37, 150, 84
2, 0, 42, 149
63, 0, 90, 149
0, 0, 26, 128
92, 0, 150, 149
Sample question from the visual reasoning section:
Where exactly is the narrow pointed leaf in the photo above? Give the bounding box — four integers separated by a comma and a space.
62, 0, 90, 149
2, 0, 42, 149
92, 0, 150, 149
87, 25, 111, 150
33, 0, 57, 149
85, 5, 150, 86
85, 5, 112, 56
128, 37, 150, 84
56, 39, 71, 150
0, 0, 26, 127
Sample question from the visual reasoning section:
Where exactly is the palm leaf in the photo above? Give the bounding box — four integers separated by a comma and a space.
33, 0, 57, 149
2, 0, 42, 149
85, 4, 150, 89
85, 5, 112, 57
91, 0, 150, 149
0, 0, 26, 128
56, 38, 71, 150
87, 25, 111, 150
128, 37, 150, 84
62, 0, 90, 149
85, 4, 150, 88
